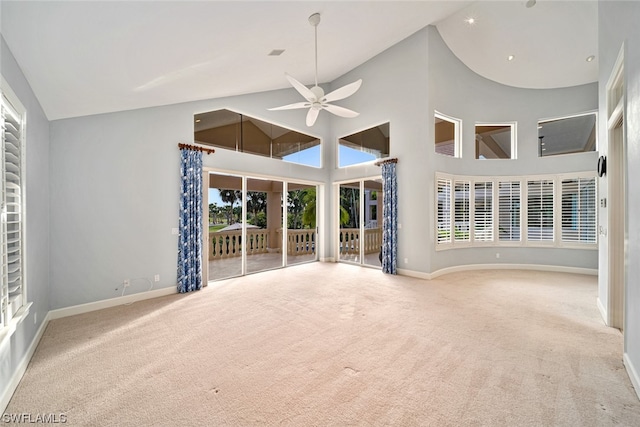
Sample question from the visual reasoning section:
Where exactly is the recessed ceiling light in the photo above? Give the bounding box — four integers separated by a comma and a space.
526, 0, 537, 8
464, 17, 475, 25
508, 55, 515, 61
541, 142, 545, 146
195, 119, 201, 123
586, 55, 595, 62
268, 49, 285, 56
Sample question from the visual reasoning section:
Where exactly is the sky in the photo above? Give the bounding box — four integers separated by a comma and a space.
208, 145, 376, 206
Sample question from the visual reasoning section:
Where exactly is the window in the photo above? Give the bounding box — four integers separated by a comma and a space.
1, 80, 30, 340
474, 181, 493, 242
435, 172, 596, 250
436, 177, 452, 244
339, 122, 389, 167
194, 109, 321, 167
498, 181, 521, 241
561, 177, 596, 243
475, 123, 515, 159
527, 179, 554, 242
435, 112, 461, 157
453, 181, 470, 242
538, 112, 596, 156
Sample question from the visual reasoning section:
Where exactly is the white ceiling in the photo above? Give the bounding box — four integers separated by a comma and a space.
0, 1, 598, 121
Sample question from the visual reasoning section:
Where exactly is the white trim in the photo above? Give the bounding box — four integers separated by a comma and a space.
435, 171, 598, 251
475, 121, 517, 160
48, 286, 176, 320
597, 297, 608, 326
399, 263, 597, 281
0, 309, 49, 413
319, 257, 336, 262
434, 110, 462, 158
623, 352, 640, 401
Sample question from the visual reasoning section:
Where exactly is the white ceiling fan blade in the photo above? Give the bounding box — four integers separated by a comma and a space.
306, 108, 320, 126
323, 104, 360, 118
285, 73, 316, 102
268, 102, 310, 111
322, 79, 362, 103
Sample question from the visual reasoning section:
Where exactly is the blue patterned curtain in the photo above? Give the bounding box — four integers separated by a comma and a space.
177, 148, 203, 293
381, 160, 398, 274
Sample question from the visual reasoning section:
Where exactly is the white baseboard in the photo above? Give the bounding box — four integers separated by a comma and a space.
319, 257, 336, 263
1, 311, 51, 414
623, 352, 640, 401
397, 268, 432, 280
597, 297, 608, 326
48, 286, 177, 320
398, 263, 597, 281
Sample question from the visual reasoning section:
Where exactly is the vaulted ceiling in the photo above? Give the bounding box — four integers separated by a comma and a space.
0, 1, 597, 121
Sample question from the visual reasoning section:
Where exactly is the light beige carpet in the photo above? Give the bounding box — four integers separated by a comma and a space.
4, 263, 640, 426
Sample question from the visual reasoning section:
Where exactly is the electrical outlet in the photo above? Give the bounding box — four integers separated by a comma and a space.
154, 274, 160, 282
496, 253, 500, 259
123, 279, 130, 287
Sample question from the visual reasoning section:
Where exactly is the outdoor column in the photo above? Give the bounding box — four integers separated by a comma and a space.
267, 190, 282, 252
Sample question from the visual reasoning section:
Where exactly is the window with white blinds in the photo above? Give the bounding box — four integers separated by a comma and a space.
435, 172, 596, 250
561, 177, 597, 243
498, 181, 521, 241
474, 181, 493, 242
436, 177, 452, 244
1, 84, 28, 337
527, 179, 554, 242
453, 180, 470, 242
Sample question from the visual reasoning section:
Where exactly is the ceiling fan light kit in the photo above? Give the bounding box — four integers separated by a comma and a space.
269, 13, 362, 127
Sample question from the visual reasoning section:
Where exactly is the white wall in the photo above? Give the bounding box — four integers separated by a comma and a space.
0, 36, 51, 407
599, 0, 640, 396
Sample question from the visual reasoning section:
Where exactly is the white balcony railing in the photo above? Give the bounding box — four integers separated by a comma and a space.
209, 228, 316, 260
339, 228, 382, 255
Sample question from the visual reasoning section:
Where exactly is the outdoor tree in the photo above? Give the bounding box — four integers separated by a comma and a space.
219, 189, 242, 224
246, 192, 267, 225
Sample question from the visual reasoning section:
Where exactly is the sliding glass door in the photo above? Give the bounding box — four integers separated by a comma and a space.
246, 178, 284, 274
287, 183, 317, 266
208, 172, 243, 281
206, 172, 318, 282
338, 178, 383, 268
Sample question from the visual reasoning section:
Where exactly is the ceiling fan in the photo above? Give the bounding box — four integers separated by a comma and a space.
269, 12, 362, 127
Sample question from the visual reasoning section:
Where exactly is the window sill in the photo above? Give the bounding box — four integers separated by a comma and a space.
0, 302, 33, 349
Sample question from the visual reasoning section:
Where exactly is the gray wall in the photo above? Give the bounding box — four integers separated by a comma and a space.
48, 22, 601, 312
49, 90, 331, 309
599, 0, 640, 390
0, 36, 50, 403
427, 26, 598, 273
325, 25, 598, 275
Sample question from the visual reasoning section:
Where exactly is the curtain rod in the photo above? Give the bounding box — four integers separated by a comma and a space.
178, 143, 215, 155
374, 157, 398, 166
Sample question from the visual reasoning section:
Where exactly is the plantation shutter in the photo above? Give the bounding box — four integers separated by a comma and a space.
498, 181, 520, 241
561, 177, 597, 243
527, 179, 554, 241
474, 181, 493, 242
436, 177, 451, 244
1, 92, 26, 330
454, 180, 470, 242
